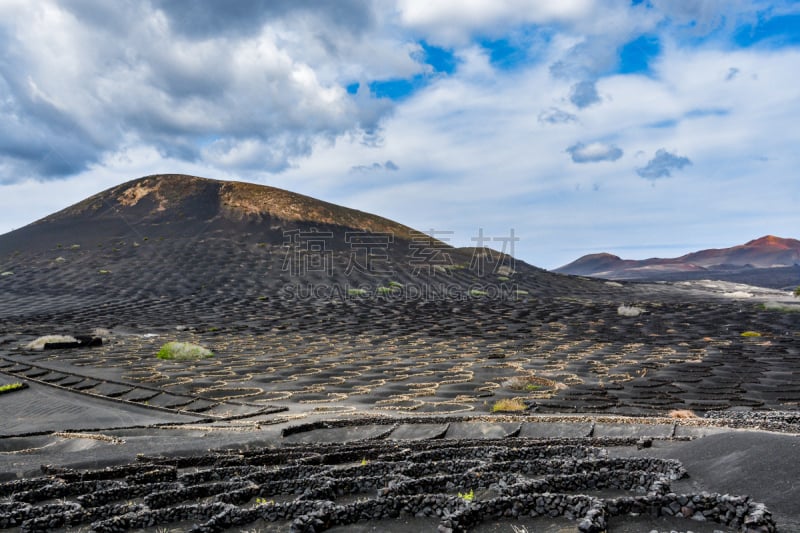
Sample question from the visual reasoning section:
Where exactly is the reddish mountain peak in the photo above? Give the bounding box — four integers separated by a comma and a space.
573, 252, 622, 262
554, 252, 626, 275
743, 235, 799, 250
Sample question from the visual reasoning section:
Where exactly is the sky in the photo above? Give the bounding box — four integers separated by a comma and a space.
0, 0, 798, 269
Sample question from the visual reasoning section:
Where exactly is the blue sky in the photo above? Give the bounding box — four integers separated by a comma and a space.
0, 0, 798, 269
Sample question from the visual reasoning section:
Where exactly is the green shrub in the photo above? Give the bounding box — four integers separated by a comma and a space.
497, 276, 510, 282
469, 289, 488, 297
0, 271, 12, 276
794, 286, 800, 297
388, 281, 404, 288
0, 382, 25, 394
740, 331, 761, 337
458, 489, 474, 501
376, 287, 393, 295
347, 288, 367, 297
156, 342, 214, 360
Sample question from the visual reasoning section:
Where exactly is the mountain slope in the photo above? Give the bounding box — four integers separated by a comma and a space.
0, 174, 610, 329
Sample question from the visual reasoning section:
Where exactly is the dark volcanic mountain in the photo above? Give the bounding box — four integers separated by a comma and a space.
0, 173, 421, 255
555, 236, 800, 289
0, 174, 606, 330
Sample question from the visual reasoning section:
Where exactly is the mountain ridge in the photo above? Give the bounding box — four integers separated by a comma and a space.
555, 235, 800, 284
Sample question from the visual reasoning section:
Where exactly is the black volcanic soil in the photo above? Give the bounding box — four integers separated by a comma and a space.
0, 175, 798, 532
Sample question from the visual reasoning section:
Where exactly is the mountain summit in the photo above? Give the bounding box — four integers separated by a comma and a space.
8, 174, 418, 253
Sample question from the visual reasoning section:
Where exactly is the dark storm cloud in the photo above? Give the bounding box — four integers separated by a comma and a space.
0, 0, 408, 181
151, 0, 376, 39
0, 63, 104, 178
636, 149, 692, 179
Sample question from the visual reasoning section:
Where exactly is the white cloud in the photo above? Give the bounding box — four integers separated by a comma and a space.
567, 142, 623, 163
397, 0, 596, 45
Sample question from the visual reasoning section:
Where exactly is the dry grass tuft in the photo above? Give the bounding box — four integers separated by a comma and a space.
503, 375, 556, 392
491, 397, 527, 413
25, 335, 78, 351
668, 409, 698, 419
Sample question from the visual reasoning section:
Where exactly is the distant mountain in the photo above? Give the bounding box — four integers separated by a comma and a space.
555, 236, 800, 289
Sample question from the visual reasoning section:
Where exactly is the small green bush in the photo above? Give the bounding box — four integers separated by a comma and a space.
376, 286, 394, 295
469, 289, 488, 297
794, 286, 800, 297
740, 331, 762, 337
0, 382, 25, 394
388, 281, 404, 288
0, 271, 13, 276
347, 288, 367, 297
156, 342, 214, 360
458, 489, 474, 501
